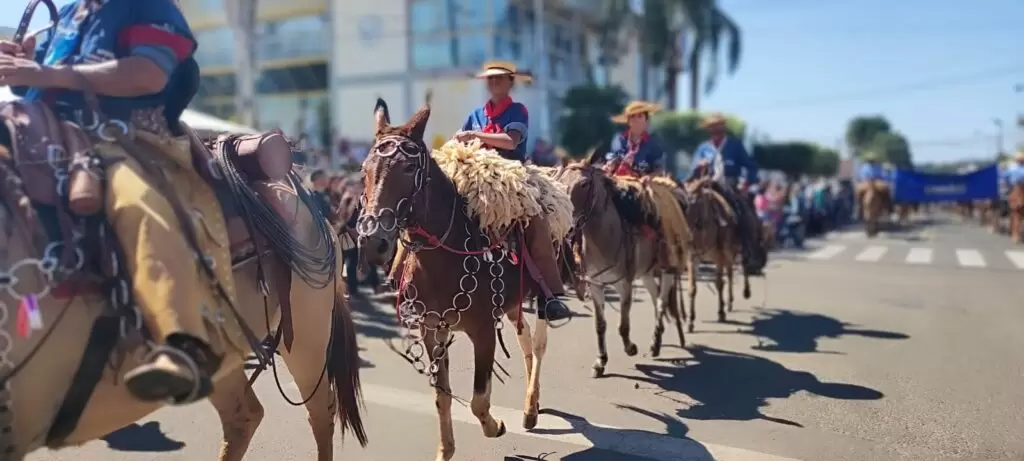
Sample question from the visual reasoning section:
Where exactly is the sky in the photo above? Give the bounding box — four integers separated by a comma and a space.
2, 0, 1022, 163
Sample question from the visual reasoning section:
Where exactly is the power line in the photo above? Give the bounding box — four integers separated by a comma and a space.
743, 65, 1024, 110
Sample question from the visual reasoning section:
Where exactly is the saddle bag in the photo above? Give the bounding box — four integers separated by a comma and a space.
0, 100, 103, 215
217, 132, 293, 182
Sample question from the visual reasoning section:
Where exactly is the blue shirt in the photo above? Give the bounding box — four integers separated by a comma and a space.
857, 164, 887, 182
15, 0, 197, 121
1002, 164, 1024, 186
604, 132, 664, 174
690, 136, 758, 183
462, 101, 529, 162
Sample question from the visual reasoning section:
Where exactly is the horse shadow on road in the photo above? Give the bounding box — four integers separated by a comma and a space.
101, 421, 185, 452
523, 406, 712, 461
613, 345, 883, 428
723, 308, 909, 354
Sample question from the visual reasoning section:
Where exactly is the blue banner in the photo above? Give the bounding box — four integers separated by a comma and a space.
892, 165, 1000, 203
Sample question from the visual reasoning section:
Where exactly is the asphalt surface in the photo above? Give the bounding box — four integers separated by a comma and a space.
29, 213, 1024, 461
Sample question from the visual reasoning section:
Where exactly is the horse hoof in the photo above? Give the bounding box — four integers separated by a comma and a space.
649, 346, 661, 358
717, 314, 726, 323
495, 420, 507, 437
523, 413, 538, 430
687, 324, 695, 333
591, 366, 605, 378
743, 288, 751, 299
625, 343, 638, 356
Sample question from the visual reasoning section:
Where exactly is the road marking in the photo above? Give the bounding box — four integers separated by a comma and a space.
854, 246, 887, 262
955, 249, 986, 268
291, 382, 803, 461
904, 248, 933, 264
1006, 251, 1024, 270
806, 244, 846, 260
837, 231, 860, 241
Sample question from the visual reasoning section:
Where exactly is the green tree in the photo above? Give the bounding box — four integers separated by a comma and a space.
556, 84, 630, 157
870, 131, 913, 167
751, 141, 817, 180
809, 146, 841, 176
844, 115, 892, 158
597, 0, 742, 110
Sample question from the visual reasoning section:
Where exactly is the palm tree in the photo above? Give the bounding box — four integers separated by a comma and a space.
596, 0, 742, 110
223, 0, 259, 127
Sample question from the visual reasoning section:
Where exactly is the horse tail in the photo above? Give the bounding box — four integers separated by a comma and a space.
329, 276, 368, 446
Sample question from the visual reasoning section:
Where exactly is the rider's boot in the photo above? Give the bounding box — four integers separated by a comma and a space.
524, 215, 573, 321
105, 157, 222, 404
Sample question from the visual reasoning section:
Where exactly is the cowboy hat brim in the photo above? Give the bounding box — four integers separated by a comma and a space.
475, 68, 534, 83
610, 103, 662, 124
700, 117, 727, 128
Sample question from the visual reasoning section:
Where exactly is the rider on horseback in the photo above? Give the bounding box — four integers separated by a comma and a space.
452, 60, 572, 322
0, 0, 227, 404
855, 152, 891, 219
688, 113, 766, 275
603, 101, 665, 177
1001, 151, 1024, 187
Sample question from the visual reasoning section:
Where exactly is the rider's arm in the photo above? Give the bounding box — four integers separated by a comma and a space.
48, 0, 195, 97
10, 4, 69, 96
473, 103, 526, 151
646, 137, 666, 174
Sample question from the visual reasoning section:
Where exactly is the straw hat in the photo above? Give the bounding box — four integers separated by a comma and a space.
1015, 150, 1024, 162
610, 101, 662, 124
700, 112, 728, 128
475, 60, 533, 83
861, 151, 880, 162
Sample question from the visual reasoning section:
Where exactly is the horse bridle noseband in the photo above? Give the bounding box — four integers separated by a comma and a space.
357, 135, 456, 251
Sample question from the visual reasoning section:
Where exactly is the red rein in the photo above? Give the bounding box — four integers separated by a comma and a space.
393, 226, 524, 331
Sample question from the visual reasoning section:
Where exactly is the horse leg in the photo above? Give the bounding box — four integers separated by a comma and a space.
642, 274, 667, 357
425, 328, 456, 461
210, 370, 264, 461
670, 274, 686, 348
715, 262, 726, 323
506, 309, 537, 428
742, 269, 751, 300
687, 257, 698, 333
525, 318, 548, 430
589, 282, 610, 378
467, 325, 507, 438
726, 261, 735, 313
616, 278, 639, 357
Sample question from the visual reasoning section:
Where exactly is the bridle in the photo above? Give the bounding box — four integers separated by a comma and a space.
357, 134, 457, 251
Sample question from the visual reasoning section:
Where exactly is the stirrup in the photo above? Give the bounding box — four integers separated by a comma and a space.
141, 345, 205, 405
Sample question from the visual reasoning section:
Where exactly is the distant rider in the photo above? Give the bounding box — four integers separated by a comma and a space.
688, 113, 766, 276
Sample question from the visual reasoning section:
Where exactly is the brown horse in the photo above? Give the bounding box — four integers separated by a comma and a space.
0, 156, 365, 459
553, 163, 685, 378
860, 181, 891, 237
680, 179, 749, 332
1009, 184, 1024, 244
357, 96, 553, 461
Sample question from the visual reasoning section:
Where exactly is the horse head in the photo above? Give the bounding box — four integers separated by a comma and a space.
357, 91, 444, 266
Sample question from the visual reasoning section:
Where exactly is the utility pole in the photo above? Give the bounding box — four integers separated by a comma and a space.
532, 0, 550, 142
993, 118, 1004, 157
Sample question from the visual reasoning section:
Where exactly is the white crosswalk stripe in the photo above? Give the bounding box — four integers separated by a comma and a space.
1006, 251, 1024, 269
955, 249, 986, 268
854, 246, 887, 262
791, 244, 1022, 270
905, 248, 933, 264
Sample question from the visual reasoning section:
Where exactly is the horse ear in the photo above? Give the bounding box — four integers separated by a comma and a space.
373, 97, 390, 135
406, 90, 432, 140
585, 139, 611, 165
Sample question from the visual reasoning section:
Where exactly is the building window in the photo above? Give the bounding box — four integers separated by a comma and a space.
494, 33, 521, 61
259, 15, 329, 61
458, 33, 489, 68
412, 38, 455, 69
193, 27, 234, 67
411, 0, 448, 35
454, 0, 488, 30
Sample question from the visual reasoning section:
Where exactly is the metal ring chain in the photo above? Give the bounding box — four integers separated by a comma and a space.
396, 219, 512, 386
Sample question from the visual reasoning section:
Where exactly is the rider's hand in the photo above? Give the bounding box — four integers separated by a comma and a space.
0, 36, 36, 58
0, 54, 51, 87
452, 131, 476, 143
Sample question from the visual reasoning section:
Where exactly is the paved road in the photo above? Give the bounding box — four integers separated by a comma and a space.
29, 216, 1024, 461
